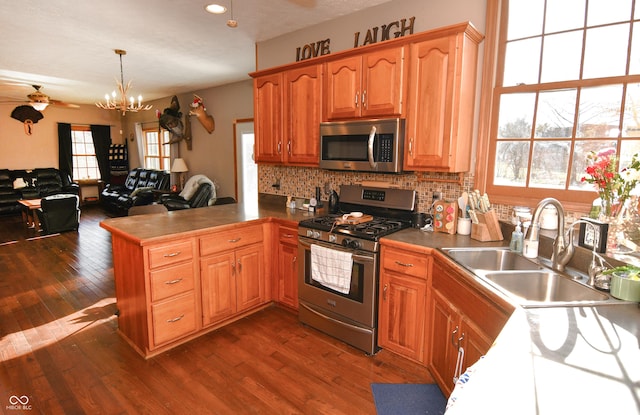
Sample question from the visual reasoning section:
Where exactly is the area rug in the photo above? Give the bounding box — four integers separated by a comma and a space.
371, 383, 446, 415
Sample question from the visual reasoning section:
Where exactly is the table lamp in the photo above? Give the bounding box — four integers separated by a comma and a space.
171, 158, 189, 191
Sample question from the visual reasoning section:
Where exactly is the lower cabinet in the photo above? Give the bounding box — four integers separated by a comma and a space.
378, 241, 432, 364
429, 257, 514, 396
276, 223, 299, 310
200, 225, 266, 327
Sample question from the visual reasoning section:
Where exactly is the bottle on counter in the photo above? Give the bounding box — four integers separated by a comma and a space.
510, 221, 523, 253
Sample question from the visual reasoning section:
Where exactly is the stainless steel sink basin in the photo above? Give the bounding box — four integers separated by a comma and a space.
443, 248, 542, 272
483, 271, 610, 304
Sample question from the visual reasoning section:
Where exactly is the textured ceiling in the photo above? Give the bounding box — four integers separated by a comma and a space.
0, 0, 391, 106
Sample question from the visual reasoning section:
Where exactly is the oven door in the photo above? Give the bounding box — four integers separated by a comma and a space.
298, 236, 377, 327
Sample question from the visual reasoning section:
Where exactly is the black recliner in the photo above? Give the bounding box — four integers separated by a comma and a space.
35, 194, 80, 234
161, 183, 213, 211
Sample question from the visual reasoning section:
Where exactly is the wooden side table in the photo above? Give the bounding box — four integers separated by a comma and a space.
18, 199, 42, 231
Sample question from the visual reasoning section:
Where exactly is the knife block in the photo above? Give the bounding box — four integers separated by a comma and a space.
471, 210, 504, 241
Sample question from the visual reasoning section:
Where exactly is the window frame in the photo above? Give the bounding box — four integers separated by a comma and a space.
476, 0, 640, 212
143, 128, 171, 171
71, 125, 100, 181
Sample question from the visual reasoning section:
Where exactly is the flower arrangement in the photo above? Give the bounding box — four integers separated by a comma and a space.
581, 149, 640, 217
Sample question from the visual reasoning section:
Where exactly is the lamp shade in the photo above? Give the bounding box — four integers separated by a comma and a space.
171, 158, 189, 173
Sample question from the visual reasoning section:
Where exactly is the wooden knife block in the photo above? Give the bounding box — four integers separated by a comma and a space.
471, 210, 504, 241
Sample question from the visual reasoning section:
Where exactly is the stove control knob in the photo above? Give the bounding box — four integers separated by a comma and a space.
306, 229, 314, 238
342, 238, 361, 249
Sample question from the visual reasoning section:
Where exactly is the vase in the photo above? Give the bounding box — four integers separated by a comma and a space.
600, 198, 638, 255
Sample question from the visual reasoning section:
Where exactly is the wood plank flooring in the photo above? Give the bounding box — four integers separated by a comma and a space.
0, 206, 434, 414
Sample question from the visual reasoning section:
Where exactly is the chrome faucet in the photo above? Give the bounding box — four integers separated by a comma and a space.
529, 198, 575, 272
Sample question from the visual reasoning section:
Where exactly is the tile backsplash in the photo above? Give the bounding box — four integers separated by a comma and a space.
258, 165, 590, 222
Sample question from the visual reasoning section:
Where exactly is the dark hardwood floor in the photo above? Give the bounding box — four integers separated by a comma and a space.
0, 206, 434, 414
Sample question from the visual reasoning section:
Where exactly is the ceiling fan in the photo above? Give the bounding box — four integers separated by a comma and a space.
1, 84, 80, 111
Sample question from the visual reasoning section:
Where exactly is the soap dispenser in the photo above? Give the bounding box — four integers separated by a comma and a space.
510, 221, 523, 253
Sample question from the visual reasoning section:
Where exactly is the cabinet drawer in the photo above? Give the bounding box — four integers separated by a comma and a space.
200, 225, 263, 256
279, 225, 298, 245
147, 239, 194, 270
149, 262, 195, 302
382, 246, 430, 280
151, 292, 197, 347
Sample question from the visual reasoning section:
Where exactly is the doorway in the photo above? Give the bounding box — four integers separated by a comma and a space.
234, 119, 257, 209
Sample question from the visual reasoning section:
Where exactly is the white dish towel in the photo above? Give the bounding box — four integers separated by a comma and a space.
310, 244, 353, 294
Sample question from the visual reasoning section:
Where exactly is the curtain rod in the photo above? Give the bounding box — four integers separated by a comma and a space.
59, 122, 117, 127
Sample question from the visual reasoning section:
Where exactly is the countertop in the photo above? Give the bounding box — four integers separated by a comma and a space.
386, 228, 640, 414
100, 200, 640, 413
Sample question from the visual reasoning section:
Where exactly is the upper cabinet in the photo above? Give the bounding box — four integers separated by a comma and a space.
254, 73, 283, 164
251, 22, 482, 172
404, 26, 482, 172
253, 65, 321, 166
324, 46, 406, 120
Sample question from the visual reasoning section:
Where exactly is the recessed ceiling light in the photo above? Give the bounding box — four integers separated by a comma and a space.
205, 4, 227, 14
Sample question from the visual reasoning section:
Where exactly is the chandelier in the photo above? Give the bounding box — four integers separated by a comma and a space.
95, 49, 152, 115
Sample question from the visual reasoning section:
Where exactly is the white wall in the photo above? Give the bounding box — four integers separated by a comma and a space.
0, 103, 122, 170
257, 0, 486, 69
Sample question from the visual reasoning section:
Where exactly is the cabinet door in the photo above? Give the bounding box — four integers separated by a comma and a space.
235, 244, 266, 312
405, 36, 453, 170
361, 47, 406, 118
324, 56, 361, 120
278, 242, 298, 309
460, 317, 492, 375
284, 65, 321, 165
378, 271, 427, 362
254, 73, 283, 163
429, 289, 460, 397
200, 252, 236, 326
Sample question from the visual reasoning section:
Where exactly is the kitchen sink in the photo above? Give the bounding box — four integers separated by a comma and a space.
482, 271, 610, 304
443, 248, 543, 272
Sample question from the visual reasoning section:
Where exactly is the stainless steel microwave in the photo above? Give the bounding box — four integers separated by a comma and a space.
319, 118, 405, 173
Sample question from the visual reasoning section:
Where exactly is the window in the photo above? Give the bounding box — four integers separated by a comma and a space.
71, 126, 100, 180
143, 129, 171, 170
482, 0, 640, 207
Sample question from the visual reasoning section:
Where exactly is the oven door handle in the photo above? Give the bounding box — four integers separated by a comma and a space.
367, 125, 378, 169
300, 239, 374, 264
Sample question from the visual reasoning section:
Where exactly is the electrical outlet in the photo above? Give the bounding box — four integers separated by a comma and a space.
432, 191, 443, 202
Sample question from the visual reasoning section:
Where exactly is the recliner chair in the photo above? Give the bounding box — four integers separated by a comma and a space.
35, 194, 80, 234
161, 182, 213, 211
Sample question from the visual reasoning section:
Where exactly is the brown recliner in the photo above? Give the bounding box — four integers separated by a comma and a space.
36, 194, 80, 234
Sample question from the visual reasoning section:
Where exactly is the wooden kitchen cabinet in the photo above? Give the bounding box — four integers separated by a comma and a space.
404, 24, 482, 172
324, 46, 406, 120
276, 223, 299, 310
200, 224, 266, 327
254, 73, 283, 163
283, 65, 322, 166
378, 242, 432, 363
429, 256, 513, 396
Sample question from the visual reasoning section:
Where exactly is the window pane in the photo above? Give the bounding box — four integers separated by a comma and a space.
498, 93, 535, 138
529, 141, 570, 188
494, 141, 530, 186
577, 85, 623, 138
545, 0, 585, 33
619, 140, 640, 167
540, 31, 583, 83
507, 0, 544, 40
569, 140, 617, 189
622, 83, 640, 136
583, 24, 630, 79
587, 0, 632, 26
503, 38, 541, 86
630, 23, 640, 74
535, 89, 576, 138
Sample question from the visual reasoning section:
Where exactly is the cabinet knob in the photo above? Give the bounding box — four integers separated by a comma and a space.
383, 283, 388, 300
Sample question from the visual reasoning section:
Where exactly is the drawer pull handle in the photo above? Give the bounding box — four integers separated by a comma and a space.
163, 251, 181, 258
228, 237, 242, 243
165, 278, 183, 285
395, 261, 414, 267
167, 314, 185, 323
451, 326, 459, 347
283, 234, 294, 238
383, 283, 388, 301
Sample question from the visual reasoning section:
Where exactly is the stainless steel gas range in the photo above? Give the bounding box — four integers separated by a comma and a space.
297, 185, 417, 354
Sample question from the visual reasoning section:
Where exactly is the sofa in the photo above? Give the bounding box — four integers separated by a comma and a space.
0, 168, 79, 215
101, 168, 170, 215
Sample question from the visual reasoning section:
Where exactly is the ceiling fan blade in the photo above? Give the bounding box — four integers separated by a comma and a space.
49, 99, 80, 109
